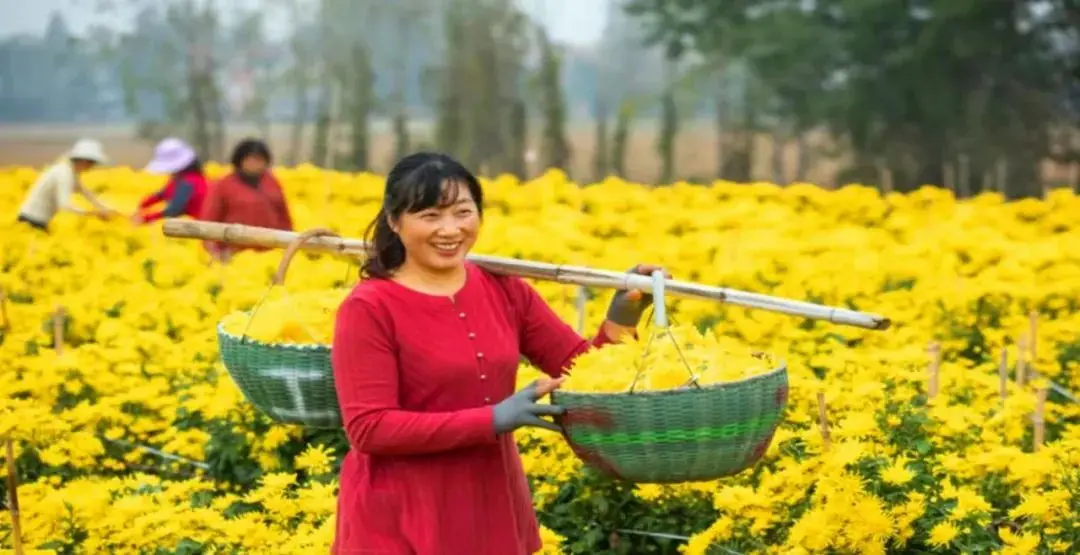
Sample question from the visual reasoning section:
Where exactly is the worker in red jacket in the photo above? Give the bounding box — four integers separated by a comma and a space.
131, 137, 209, 225
200, 138, 294, 262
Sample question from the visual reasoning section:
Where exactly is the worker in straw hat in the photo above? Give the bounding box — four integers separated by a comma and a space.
15, 138, 119, 232
130, 137, 209, 226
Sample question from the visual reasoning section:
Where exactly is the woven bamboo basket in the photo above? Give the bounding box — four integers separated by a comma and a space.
552, 271, 790, 483
215, 229, 344, 429
552, 366, 788, 483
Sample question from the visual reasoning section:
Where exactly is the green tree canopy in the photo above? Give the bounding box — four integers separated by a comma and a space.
626, 0, 1080, 197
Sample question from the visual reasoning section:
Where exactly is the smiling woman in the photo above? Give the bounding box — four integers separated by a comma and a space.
329, 151, 664, 554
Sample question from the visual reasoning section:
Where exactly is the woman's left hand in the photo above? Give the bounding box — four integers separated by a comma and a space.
605, 264, 670, 328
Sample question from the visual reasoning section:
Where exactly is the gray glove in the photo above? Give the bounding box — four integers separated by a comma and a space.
493, 380, 565, 434
605, 264, 661, 327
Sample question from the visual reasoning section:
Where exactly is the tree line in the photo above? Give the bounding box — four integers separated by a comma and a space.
4, 0, 1080, 196
626, 0, 1080, 198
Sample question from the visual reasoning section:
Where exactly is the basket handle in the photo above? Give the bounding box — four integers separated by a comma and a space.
239, 227, 342, 343
272, 228, 342, 286
624, 270, 702, 393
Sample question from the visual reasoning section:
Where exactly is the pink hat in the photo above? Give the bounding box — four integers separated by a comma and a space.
144, 137, 197, 174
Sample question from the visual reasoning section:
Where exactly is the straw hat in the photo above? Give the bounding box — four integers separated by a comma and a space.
67, 138, 109, 164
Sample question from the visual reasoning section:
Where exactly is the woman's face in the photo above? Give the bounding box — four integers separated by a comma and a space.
240, 154, 268, 175
392, 180, 481, 275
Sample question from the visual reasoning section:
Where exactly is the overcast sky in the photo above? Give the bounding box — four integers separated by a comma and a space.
1, 0, 608, 46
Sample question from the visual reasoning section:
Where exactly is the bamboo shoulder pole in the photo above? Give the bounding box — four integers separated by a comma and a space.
164, 220, 892, 331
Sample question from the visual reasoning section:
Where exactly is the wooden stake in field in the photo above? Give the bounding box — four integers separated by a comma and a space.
52, 306, 65, 355
816, 391, 831, 452
927, 342, 941, 401
1028, 310, 1038, 365
0, 287, 9, 334
5, 439, 23, 555
1016, 335, 1028, 387
1033, 387, 1048, 452
998, 348, 1009, 403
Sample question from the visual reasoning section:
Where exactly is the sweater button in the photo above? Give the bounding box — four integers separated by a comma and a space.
468, 332, 476, 339
476, 352, 484, 359
484, 397, 491, 403
458, 312, 466, 319
480, 374, 487, 380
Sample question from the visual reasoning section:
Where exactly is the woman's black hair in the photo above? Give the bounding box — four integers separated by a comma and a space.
360, 152, 484, 279
230, 138, 273, 169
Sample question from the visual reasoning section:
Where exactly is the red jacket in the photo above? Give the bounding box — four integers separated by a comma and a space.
138, 170, 209, 223
330, 263, 616, 555
200, 171, 294, 255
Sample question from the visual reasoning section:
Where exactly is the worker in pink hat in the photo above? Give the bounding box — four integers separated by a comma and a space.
131, 137, 209, 225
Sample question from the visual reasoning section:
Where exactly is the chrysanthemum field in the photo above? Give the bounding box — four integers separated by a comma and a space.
0, 164, 1077, 554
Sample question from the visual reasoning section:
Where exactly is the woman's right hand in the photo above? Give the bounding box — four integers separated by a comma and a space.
492, 377, 566, 434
